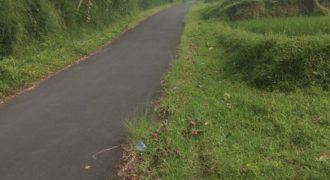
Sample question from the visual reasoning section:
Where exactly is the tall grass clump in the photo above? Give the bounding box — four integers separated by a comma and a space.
0, 0, 61, 57
0, 0, 175, 59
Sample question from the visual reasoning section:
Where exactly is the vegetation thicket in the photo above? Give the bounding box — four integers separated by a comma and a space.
0, 0, 174, 58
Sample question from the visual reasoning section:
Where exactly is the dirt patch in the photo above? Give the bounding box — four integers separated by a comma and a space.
117, 145, 139, 180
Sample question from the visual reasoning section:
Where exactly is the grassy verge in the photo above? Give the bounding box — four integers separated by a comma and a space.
127, 3, 330, 179
0, 4, 171, 100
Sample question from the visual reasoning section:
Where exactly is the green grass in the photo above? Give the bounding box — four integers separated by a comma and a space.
0, 5, 170, 99
201, 0, 326, 21
232, 15, 330, 36
0, 0, 176, 58
216, 23, 330, 91
127, 3, 330, 179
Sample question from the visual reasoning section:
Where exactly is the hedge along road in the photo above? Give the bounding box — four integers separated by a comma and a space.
0, 4, 190, 180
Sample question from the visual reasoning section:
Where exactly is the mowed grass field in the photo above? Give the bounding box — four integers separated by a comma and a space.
232, 15, 330, 36
127, 2, 330, 179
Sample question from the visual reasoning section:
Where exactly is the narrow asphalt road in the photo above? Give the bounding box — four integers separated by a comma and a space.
0, 4, 190, 180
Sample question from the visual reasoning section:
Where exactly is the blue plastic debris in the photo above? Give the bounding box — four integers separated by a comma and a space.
135, 142, 147, 152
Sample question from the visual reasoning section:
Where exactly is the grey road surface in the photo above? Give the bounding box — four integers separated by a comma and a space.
0, 4, 190, 180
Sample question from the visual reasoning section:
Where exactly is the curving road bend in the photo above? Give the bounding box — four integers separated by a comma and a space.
0, 4, 190, 180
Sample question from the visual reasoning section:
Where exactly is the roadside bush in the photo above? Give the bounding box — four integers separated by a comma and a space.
0, 1, 25, 57
0, 0, 174, 58
218, 25, 330, 91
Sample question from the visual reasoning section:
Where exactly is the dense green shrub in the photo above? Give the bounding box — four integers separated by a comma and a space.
0, 0, 175, 58
218, 25, 330, 91
202, 0, 326, 20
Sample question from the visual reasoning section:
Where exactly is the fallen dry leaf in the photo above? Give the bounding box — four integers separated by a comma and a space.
319, 150, 330, 161
190, 121, 197, 127
152, 132, 158, 140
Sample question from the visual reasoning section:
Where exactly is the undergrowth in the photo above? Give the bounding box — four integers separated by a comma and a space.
0, 0, 176, 58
